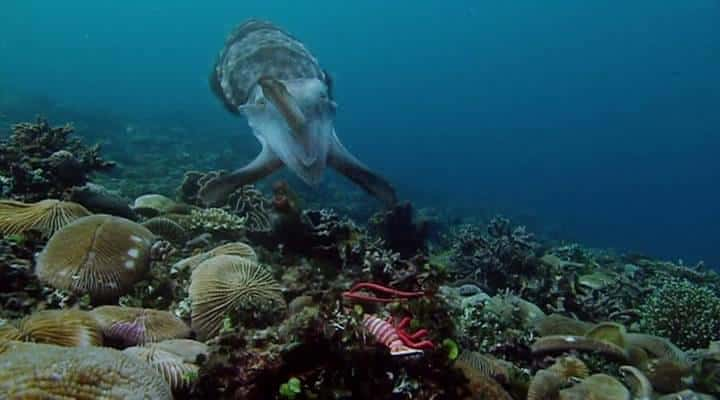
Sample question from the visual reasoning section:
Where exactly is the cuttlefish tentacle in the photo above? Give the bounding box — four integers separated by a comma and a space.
328, 131, 397, 207
198, 137, 284, 205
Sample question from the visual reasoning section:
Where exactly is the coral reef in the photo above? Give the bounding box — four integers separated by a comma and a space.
0, 117, 114, 200
2, 114, 720, 399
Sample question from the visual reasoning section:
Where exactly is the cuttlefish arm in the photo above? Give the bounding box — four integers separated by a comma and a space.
257, 77, 306, 138
328, 131, 397, 207
197, 137, 284, 206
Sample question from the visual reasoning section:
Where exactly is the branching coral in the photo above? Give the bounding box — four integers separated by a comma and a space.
639, 278, 720, 350
448, 216, 539, 292
0, 117, 114, 200
188, 208, 245, 234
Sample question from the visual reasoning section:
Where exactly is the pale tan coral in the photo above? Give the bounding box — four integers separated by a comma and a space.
527, 356, 588, 400
142, 216, 188, 243
123, 346, 198, 392
586, 322, 627, 348
0, 321, 21, 342
0, 341, 171, 399
626, 333, 688, 364
619, 365, 652, 400
35, 214, 156, 302
132, 194, 180, 217
578, 271, 617, 290
189, 255, 284, 340
527, 369, 567, 400
91, 306, 191, 347
454, 351, 513, 383
531, 335, 629, 363
17, 309, 102, 347
151, 339, 209, 364
0, 199, 90, 237
549, 356, 589, 380
533, 314, 593, 337
559, 374, 630, 400
173, 241, 257, 273
644, 358, 692, 393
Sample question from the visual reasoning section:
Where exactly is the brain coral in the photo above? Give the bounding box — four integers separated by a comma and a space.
0, 341, 171, 399
35, 214, 156, 302
189, 255, 284, 340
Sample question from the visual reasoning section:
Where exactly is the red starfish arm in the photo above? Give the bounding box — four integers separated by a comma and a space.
396, 330, 435, 349
396, 317, 412, 330
348, 282, 424, 299
341, 292, 397, 303
408, 329, 429, 341
410, 340, 435, 349
395, 330, 414, 346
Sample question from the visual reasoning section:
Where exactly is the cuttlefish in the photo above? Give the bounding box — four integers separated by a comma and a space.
199, 20, 397, 207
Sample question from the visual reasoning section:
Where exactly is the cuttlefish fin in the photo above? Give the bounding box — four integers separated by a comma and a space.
328, 131, 397, 208
198, 138, 283, 206
258, 77, 306, 138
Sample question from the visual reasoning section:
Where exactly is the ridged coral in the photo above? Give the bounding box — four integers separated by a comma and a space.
173, 241, 257, 272
142, 216, 188, 243
0, 199, 91, 237
0, 321, 21, 341
123, 346, 198, 392
0, 341, 171, 399
189, 255, 284, 340
91, 306, 191, 347
151, 339, 209, 364
35, 214, 156, 302
454, 351, 512, 383
17, 309, 102, 347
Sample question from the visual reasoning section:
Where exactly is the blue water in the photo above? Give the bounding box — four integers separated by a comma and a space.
1, 1, 719, 265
